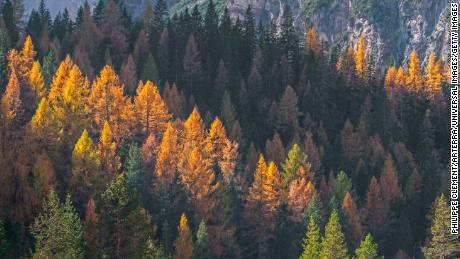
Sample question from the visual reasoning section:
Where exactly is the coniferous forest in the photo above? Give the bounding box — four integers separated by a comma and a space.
0, 0, 458, 258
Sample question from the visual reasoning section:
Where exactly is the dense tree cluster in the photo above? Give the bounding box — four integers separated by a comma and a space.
0, 0, 456, 258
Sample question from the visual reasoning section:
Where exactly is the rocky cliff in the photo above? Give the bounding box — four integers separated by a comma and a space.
24, 0, 450, 67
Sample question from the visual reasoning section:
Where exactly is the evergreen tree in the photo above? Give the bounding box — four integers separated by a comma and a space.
31, 190, 85, 259
124, 143, 144, 191
41, 51, 57, 87
281, 143, 311, 187
355, 234, 380, 259
174, 213, 193, 259
300, 215, 322, 259
0, 220, 9, 256
141, 53, 160, 84
320, 210, 349, 259
193, 221, 212, 259
422, 194, 460, 258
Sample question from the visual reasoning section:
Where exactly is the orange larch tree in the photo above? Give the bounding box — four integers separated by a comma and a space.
425, 51, 443, 102
155, 122, 179, 188
89, 65, 134, 140
355, 35, 367, 80
342, 192, 364, 248
98, 121, 121, 178
134, 80, 171, 139
405, 50, 423, 92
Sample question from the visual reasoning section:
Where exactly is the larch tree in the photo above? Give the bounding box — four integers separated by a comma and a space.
27, 61, 45, 105
89, 65, 134, 140
182, 107, 207, 161
320, 209, 349, 259
288, 178, 316, 222
1, 71, 24, 130
379, 154, 402, 203
120, 54, 137, 95
276, 85, 300, 138
134, 80, 171, 138
303, 130, 322, 175
30, 98, 61, 149
342, 192, 364, 247
174, 213, 193, 259
183, 34, 201, 92
205, 117, 229, 168
155, 123, 179, 189
300, 215, 322, 259
422, 194, 460, 258
405, 50, 423, 92
84, 197, 101, 259
31, 153, 56, 210
355, 233, 380, 259
425, 51, 443, 102
363, 177, 389, 233
394, 67, 406, 87
181, 147, 217, 220
218, 139, 239, 185
52, 64, 91, 144
31, 190, 85, 259
48, 56, 73, 105
355, 35, 367, 79
264, 132, 285, 165
304, 27, 320, 55
98, 121, 121, 178
71, 129, 102, 208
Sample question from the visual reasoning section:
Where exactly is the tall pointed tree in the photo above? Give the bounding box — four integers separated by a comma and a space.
135, 80, 171, 138
174, 213, 193, 259
300, 215, 322, 259
320, 210, 349, 259
98, 121, 121, 177
355, 233, 380, 259
422, 194, 460, 258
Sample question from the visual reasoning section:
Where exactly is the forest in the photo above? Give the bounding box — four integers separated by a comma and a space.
0, 0, 458, 258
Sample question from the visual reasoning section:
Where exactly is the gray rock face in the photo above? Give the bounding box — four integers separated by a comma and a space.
24, 0, 449, 67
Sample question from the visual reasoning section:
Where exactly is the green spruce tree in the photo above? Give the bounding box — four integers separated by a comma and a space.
355, 234, 380, 259
320, 210, 348, 259
300, 215, 321, 259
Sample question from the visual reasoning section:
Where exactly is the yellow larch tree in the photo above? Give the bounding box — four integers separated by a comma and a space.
48, 56, 74, 104
355, 35, 367, 79
384, 66, 397, 105
30, 98, 62, 149
98, 121, 121, 177
345, 45, 355, 71
27, 61, 46, 105
52, 64, 91, 144
134, 80, 171, 138
155, 122, 179, 188
181, 147, 216, 200
406, 50, 423, 92
394, 67, 406, 87
89, 65, 134, 140
425, 51, 443, 101
218, 139, 239, 185
173, 213, 193, 259
20, 36, 36, 74
263, 162, 284, 214
205, 117, 229, 167
182, 107, 206, 160
304, 27, 320, 55
71, 129, 103, 207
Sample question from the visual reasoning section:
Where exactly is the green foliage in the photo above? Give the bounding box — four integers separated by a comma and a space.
42, 51, 57, 87
300, 215, 321, 259
144, 238, 171, 259
304, 193, 323, 229
30, 190, 85, 259
320, 210, 348, 259
281, 144, 311, 187
0, 220, 9, 256
422, 194, 460, 258
100, 174, 153, 258
142, 53, 160, 84
124, 143, 144, 191
193, 221, 212, 259
355, 234, 380, 259
330, 171, 352, 202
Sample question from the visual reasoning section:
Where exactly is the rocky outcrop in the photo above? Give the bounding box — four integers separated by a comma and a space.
24, 0, 449, 68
